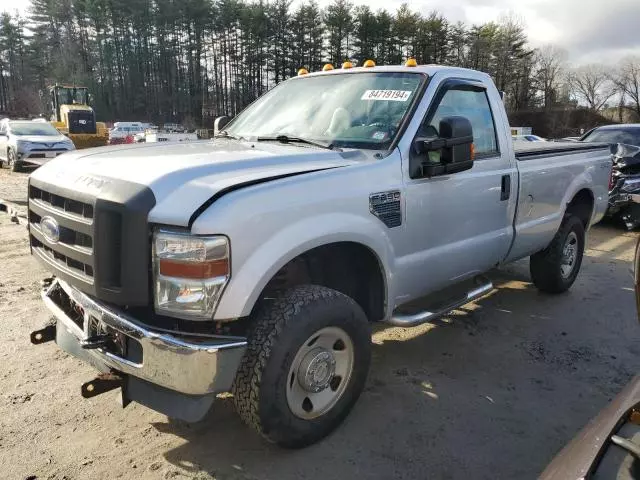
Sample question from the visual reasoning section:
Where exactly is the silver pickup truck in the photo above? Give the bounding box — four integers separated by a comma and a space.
28, 63, 611, 447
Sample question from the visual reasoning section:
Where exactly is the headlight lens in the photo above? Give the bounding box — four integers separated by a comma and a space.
153, 230, 230, 320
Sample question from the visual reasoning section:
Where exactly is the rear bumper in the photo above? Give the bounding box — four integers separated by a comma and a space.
43, 278, 247, 396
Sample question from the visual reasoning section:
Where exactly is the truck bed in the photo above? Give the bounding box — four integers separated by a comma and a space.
514, 142, 610, 160
505, 141, 612, 263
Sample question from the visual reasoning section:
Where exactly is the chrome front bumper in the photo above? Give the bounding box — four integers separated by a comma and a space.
43, 278, 247, 396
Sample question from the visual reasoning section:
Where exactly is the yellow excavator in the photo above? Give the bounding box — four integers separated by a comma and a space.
48, 84, 109, 149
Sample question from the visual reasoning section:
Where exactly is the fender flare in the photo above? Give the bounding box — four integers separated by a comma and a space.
213, 213, 396, 320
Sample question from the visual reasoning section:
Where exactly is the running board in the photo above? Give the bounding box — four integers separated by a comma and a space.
387, 277, 494, 327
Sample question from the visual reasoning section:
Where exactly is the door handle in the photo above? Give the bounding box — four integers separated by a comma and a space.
501, 175, 510, 201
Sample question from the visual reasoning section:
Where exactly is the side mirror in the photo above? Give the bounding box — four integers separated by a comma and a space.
412, 116, 474, 177
214, 116, 232, 135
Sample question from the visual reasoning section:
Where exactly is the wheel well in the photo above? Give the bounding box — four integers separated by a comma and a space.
258, 242, 386, 322
566, 189, 594, 228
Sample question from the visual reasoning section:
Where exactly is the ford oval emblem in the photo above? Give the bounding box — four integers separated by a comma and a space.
40, 216, 60, 243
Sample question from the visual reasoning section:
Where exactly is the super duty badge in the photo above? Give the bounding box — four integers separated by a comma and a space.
369, 190, 402, 228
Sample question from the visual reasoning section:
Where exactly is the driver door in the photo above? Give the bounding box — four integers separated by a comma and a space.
398, 79, 517, 302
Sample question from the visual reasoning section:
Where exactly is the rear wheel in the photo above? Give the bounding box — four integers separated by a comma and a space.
8, 148, 21, 173
530, 215, 585, 293
232, 285, 371, 448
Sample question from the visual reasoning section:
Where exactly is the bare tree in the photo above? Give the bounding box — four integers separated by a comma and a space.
613, 56, 640, 119
568, 64, 616, 111
533, 45, 567, 109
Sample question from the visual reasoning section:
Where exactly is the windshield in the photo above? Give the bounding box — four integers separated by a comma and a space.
581, 127, 640, 147
9, 122, 61, 136
55, 87, 88, 106
226, 72, 425, 149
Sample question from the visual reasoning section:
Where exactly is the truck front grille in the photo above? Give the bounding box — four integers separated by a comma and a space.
28, 177, 156, 307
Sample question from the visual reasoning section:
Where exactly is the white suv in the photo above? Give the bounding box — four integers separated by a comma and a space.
0, 119, 75, 172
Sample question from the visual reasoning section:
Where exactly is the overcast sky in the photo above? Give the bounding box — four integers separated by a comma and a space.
1, 0, 638, 66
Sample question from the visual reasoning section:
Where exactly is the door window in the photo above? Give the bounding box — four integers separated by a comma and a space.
423, 86, 499, 160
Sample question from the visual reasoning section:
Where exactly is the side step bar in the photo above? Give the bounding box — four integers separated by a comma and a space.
387, 277, 494, 327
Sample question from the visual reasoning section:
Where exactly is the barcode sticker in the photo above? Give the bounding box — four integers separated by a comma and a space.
361, 90, 412, 102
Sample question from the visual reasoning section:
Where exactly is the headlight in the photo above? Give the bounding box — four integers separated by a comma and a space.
15, 140, 29, 149
153, 230, 230, 320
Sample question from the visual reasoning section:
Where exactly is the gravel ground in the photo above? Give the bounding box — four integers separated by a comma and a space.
1, 167, 640, 479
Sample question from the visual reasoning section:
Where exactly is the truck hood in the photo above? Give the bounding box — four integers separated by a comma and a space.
30, 139, 365, 226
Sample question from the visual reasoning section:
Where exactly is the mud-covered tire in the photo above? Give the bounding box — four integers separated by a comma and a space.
232, 285, 371, 448
530, 215, 585, 294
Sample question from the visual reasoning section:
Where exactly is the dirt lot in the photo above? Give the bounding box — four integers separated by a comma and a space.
1, 167, 640, 480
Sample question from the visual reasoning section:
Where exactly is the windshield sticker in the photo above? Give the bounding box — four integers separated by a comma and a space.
372, 131, 388, 140
361, 90, 412, 102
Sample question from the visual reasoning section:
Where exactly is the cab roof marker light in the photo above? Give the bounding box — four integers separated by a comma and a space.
342, 60, 353, 69
323, 64, 334, 71
297, 68, 309, 76
363, 59, 376, 68
405, 58, 417, 67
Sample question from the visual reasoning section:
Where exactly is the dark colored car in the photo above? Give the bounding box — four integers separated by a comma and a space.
540, 219, 640, 479
581, 125, 640, 229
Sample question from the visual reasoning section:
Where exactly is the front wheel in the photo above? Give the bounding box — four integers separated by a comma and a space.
530, 215, 585, 293
232, 285, 371, 448
8, 148, 21, 173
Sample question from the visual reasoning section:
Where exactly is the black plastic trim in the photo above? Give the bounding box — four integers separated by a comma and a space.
29, 176, 156, 306
515, 143, 610, 160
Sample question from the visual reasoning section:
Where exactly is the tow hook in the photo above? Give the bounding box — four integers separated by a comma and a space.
30, 323, 56, 344
80, 334, 113, 350
81, 372, 124, 399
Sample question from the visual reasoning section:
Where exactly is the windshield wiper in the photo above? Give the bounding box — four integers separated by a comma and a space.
256, 134, 334, 150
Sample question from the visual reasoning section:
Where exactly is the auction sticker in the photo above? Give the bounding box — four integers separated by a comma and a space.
361, 90, 412, 102
372, 131, 388, 140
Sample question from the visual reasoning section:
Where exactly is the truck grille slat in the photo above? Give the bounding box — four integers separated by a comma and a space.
30, 185, 94, 220
29, 186, 96, 284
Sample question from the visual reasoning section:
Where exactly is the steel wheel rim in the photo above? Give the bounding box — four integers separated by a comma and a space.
561, 231, 578, 278
286, 326, 354, 420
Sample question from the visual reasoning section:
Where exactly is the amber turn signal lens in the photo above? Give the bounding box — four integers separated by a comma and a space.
159, 258, 229, 279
